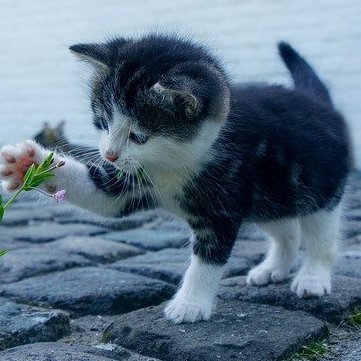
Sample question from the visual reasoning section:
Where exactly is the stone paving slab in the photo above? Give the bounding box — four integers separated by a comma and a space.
323, 329, 361, 361
230, 239, 266, 260
0, 222, 107, 243
0, 247, 92, 283
0, 176, 359, 359
47, 236, 144, 263
334, 251, 361, 278
0, 342, 155, 361
102, 227, 190, 251
337, 337, 361, 361
0, 298, 70, 351
0, 206, 70, 226
102, 300, 328, 361
219, 275, 361, 323
0, 267, 175, 316
342, 219, 361, 239
54, 209, 160, 230
0, 342, 162, 361
110, 244, 258, 285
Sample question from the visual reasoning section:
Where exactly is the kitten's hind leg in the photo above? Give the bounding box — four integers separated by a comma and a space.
292, 204, 341, 297
247, 218, 300, 286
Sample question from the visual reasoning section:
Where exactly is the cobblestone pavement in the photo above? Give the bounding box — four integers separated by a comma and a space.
0, 175, 360, 360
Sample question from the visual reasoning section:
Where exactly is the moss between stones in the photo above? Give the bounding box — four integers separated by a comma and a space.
348, 308, 361, 328
286, 341, 329, 361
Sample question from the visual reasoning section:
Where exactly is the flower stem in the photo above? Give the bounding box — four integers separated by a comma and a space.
3, 186, 25, 210
29, 187, 53, 198
35, 161, 65, 177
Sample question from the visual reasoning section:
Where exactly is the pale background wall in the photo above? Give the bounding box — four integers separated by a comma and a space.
0, 0, 360, 165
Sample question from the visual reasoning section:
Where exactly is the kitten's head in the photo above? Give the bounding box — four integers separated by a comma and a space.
70, 34, 230, 173
33, 120, 66, 149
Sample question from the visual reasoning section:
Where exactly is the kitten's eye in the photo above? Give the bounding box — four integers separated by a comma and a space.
99, 118, 109, 132
129, 132, 149, 145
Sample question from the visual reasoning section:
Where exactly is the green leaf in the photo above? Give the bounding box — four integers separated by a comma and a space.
25, 173, 54, 190
23, 164, 36, 186
0, 204, 4, 222
0, 249, 7, 257
0, 193, 3, 205
116, 171, 124, 180
137, 167, 145, 185
37, 152, 54, 172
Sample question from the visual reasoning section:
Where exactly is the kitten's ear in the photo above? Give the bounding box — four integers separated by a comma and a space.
56, 120, 66, 134
69, 43, 111, 68
151, 81, 201, 119
70, 38, 129, 69
42, 121, 50, 131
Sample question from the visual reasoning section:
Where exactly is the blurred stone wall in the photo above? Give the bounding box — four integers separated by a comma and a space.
0, 0, 360, 164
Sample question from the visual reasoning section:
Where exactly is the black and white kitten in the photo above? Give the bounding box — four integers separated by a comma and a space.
0, 35, 352, 323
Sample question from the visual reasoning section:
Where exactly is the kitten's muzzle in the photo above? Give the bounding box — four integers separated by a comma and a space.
105, 151, 119, 163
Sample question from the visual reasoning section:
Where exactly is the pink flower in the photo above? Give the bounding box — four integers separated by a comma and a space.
53, 189, 66, 203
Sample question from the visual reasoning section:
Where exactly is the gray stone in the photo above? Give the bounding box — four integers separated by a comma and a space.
342, 346, 361, 361
0, 247, 92, 283
224, 256, 253, 278
0, 267, 174, 316
100, 211, 164, 231
335, 337, 361, 361
47, 236, 144, 263
110, 245, 257, 285
237, 223, 268, 241
345, 207, 361, 221
109, 247, 189, 284
0, 239, 31, 251
0, 207, 63, 226
230, 240, 266, 261
0, 342, 161, 361
219, 275, 361, 323
111, 260, 187, 285
0, 298, 70, 351
0, 222, 107, 243
103, 300, 328, 361
0, 343, 117, 361
343, 234, 361, 249
59, 315, 160, 360
55, 209, 160, 230
103, 227, 189, 251
342, 219, 361, 239
334, 251, 361, 278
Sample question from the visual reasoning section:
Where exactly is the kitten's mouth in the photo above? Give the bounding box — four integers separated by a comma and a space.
117, 159, 142, 176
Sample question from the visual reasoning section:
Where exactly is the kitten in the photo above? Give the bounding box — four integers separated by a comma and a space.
0, 35, 352, 323
33, 120, 67, 150
34, 120, 98, 162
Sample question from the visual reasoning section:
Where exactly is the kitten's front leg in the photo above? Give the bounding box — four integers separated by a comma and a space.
164, 226, 236, 323
0, 140, 125, 217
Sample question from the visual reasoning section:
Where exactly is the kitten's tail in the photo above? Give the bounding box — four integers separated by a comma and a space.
278, 42, 333, 107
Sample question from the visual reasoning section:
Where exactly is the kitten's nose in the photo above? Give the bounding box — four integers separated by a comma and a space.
105, 151, 119, 162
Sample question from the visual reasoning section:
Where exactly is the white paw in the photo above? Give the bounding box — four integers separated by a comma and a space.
0, 140, 45, 192
247, 263, 289, 286
291, 273, 331, 298
164, 298, 213, 324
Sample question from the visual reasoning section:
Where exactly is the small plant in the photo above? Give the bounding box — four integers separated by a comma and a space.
0, 152, 66, 256
117, 167, 145, 185
348, 309, 361, 328
288, 341, 328, 361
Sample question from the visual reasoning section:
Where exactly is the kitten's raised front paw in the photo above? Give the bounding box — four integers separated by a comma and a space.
291, 273, 331, 298
164, 298, 213, 324
247, 263, 289, 286
0, 140, 45, 191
